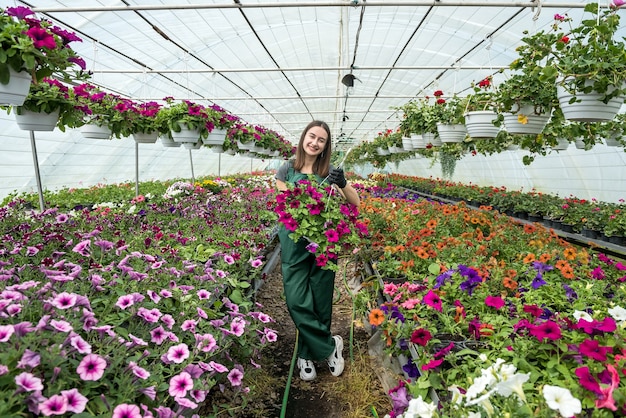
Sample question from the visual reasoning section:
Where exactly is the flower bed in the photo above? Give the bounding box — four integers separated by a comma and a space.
356, 183, 626, 417
0, 176, 279, 416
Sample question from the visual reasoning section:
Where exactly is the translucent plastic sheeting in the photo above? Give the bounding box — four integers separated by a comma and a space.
393, 144, 626, 204
0, 113, 270, 201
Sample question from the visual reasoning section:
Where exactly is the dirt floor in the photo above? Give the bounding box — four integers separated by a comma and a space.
240, 247, 393, 418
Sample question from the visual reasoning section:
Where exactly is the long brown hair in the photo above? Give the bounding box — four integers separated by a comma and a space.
293, 120, 332, 177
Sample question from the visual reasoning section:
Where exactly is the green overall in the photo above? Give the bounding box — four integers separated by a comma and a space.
278, 169, 336, 361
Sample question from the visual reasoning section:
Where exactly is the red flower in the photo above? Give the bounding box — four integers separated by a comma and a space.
478, 77, 491, 88
436, 98, 446, 105
410, 328, 432, 346
433, 90, 444, 97
560, 36, 570, 43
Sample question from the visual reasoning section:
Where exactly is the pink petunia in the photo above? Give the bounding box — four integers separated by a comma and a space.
575, 366, 602, 394
76, 354, 107, 381
39, 394, 68, 416
150, 326, 169, 345
71, 239, 91, 256
51, 292, 78, 309
70, 335, 91, 354
197, 289, 211, 300
230, 317, 246, 337
17, 349, 40, 369
423, 290, 442, 312
0, 324, 15, 342
421, 359, 444, 371
529, 320, 562, 342
60, 388, 88, 413
595, 365, 619, 411
115, 295, 135, 310
228, 366, 244, 386
15, 372, 44, 392
166, 343, 190, 364
50, 319, 73, 333
169, 372, 194, 397
112, 404, 142, 418
485, 295, 505, 309
175, 396, 198, 409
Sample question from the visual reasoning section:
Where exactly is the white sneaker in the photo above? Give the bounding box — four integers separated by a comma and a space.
327, 335, 345, 377
297, 357, 317, 381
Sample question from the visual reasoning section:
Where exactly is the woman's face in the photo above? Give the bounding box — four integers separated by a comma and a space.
302, 126, 328, 157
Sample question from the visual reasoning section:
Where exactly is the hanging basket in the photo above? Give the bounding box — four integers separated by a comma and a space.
133, 132, 158, 144
552, 138, 570, 151
14, 108, 60, 131
80, 123, 112, 140
209, 145, 225, 153
171, 126, 201, 143
437, 123, 467, 143
0, 69, 32, 106
376, 147, 390, 156
423, 132, 441, 146
159, 135, 181, 148
557, 84, 624, 122
401, 137, 413, 151
237, 140, 253, 150
605, 135, 622, 147
464, 111, 500, 139
502, 104, 550, 135
410, 134, 426, 149
203, 128, 228, 145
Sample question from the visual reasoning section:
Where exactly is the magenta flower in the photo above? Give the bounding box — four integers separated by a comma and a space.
150, 326, 169, 345
228, 366, 244, 386
324, 229, 340, 243
230, 317, 246, 337
26, 26, 57, 49
139, 386, 156, 401
575, 366, 602, 394
70, 335, 92, 354
115, 295, 135, 310
17, 349, 40, 369
60, 389, 88, 413
423, 290, 442, 312
39, 394, 68, 416
76, 354, 107, 381
175, 396, 198, 409
51, 292, 78, 309
223, 254, 235, 265
485, 295, 505, 309
197, 289, 211, 300
0, 324, 15, 342
421, 358, 444, 371
50, 319, 73, 333
579, 339, 612, 362
529, 320, 562, 342
169, 372, 194, 397
250, 258, 263, 268
195, 333, 217, 352
410, 328, 432, 346
112, 404, 142, 418
166, 343, 190, 364
15, 372, 44, 392
71, 239, 91, 256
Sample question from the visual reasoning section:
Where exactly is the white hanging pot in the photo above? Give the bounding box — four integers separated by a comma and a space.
14, 108, 60, 131
552, 138, 570, 151
605, 135, 623, 147
237, 140, 253, 150
464, 111, 500, 139
203, 128, 228, 145
437, 123, 467, 143
133, 132, 158, 143
377, 147, 390, 155
209, 145, 224, 153
410, 134, 426, 149
502, 104, 550, 135
171, 126, 201, 143
159, 135, 181, 148
81, 123, 112, 140
422, 132, 440, 146
557, 83, 624, 122
401, 137, 413, 151
0, 68, 32, 106
574, 138, 587, 150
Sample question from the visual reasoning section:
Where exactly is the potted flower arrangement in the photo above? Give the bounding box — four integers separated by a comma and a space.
72, 83, 134, 139
463, 76, 501, 139
538, 4, 626, 122
154, 97, 213, 144
433, 91, 468, 143
0, 6, 87, 105
202, 103, 238, 147
273, 176, 369, 272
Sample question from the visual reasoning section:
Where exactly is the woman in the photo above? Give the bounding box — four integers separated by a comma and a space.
275, 120, 360, 381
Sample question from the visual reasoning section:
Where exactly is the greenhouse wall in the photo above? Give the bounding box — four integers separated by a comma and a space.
393, 144, 626, 204
0, 113, 272, 201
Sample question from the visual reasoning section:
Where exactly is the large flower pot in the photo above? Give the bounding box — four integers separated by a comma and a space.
401, 137, 413, 151
557, 84, 624, 122
133, 132, 158, 143
14, 108, 60, 131
464, 111, 499, 139
423, 132, 441, 147
171, 126, 201, 143
0, 69, 32, 106
160, 135, 181, 148
410, 134, 426, 149
80, 124, 112, 140
203, 128, 228, 146
502, 104, 550, 135
437, 123, 467, 143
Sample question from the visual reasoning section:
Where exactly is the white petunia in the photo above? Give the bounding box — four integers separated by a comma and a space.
608, 305, 626, 322
542, 385, 582, 417
495, 372, 530, 401
573, 310, 593, 322
405, 395, 438, 418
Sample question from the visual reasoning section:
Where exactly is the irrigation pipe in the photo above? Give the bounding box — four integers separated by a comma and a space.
280, 330, 299, 418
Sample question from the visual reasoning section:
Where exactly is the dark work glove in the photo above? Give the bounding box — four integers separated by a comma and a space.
328, 167, 347, 189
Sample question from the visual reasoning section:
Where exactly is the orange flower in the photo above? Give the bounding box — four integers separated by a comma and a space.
503, 277, 518, 290
369, 308, 385, 326
415, 247, 430, 259
560, 264, 575, 279
426, 219, 437, 229
538, 253, 552, 263
563, 247, 577, 260
523, 224, 536, 234
523, 253, 536, 263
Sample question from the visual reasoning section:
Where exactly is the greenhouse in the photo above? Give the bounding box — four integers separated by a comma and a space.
0, 1, 625, 417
